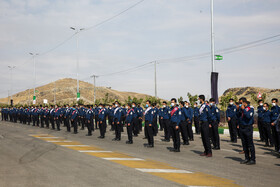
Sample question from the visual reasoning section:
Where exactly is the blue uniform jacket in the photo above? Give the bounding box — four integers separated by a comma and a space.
125, 109, 135, 123
98, 108, 106, 121
240, 106, 254, 126
170, 106, 180, 126
270, 105, 280, 122
193, 107, 199, 117
257, 106, 264, 119
144, 107, 153, 124
113, 107, 122, 122
226, 104, 237, 119
209, 105, 220, 123
263, 110, 271, 123
199, 103, 211, 122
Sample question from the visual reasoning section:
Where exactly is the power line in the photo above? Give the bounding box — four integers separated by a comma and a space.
85, 0, 145, 31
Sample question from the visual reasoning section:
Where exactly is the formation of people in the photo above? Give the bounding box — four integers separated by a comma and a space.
1, 95, 280, 165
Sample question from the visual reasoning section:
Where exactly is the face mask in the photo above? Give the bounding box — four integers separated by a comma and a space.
259, 103, 263, 106
210, 103, 213, 106
99, 106, 102, 109
125, 106, 128, 109
132, 105, 135, 108
145, 104, 149, 108
185, 105, 189, 108
272, 103, 276, 106
194, 105, 197, 108
263, 107, 266, 111
229, 102, 233, 105
171, 103, 175, 107
162, 105, 166, 108
115, 104, 118, 107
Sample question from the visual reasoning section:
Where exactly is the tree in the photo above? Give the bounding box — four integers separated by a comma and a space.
187, 92, 198, 107
178, 96, 183, 103
77, 99, 84, 105
219, 91, 237, 111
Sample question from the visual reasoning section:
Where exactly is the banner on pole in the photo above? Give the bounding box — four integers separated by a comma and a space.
211, 72, 219, 104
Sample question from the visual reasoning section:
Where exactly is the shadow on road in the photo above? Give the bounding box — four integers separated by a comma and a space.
190, 150, 204, 155
224, 156, 243, 162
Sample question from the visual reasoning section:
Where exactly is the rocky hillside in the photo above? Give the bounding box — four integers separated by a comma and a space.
222, 87, 280, 103
0, 78, 151, 105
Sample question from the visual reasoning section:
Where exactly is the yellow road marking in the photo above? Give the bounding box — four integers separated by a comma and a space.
30, 134, 240, 186
150, 172, 239, 187
84, 152, 133, 158
111, 160, 177, 169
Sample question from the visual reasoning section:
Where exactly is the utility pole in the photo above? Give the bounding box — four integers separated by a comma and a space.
154, 61, 157, 98
8, 66, 16, 106
70, 27, 85, 101
29, 53, 39, 104
90, 75, 98, 104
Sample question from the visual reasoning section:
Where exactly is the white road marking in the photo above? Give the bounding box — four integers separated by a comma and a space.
135, 168, 192, 173
79, 150, 112, 153
103, 158, 144, 161
47, 141, 72, 143
37, 137, 60, 139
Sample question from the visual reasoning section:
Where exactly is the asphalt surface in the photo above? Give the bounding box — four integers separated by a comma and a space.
0, 120, 279, 187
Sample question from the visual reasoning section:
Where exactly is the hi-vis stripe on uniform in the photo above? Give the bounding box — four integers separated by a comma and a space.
30, 134, 240, 187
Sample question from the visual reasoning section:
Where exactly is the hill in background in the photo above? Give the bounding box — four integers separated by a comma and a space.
221, 87, 280, 104
0, 78, 152, 105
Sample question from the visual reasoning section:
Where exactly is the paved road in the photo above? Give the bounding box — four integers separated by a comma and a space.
0, 121, 279, 187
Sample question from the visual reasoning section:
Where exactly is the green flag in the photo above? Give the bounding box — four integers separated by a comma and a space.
33, 96, 36, 100
77, 92, 80, 98
215, 55, 223, 60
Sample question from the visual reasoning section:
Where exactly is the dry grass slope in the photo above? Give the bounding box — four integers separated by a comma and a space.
0, 78, 151, 105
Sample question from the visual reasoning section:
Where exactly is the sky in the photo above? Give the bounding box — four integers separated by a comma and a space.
0, 0, 279, 101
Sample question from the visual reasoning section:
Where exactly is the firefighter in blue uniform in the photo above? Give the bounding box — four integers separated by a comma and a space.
125, 103, 135, 144
113, 101, 122, 141
239, 98, 256, 165
179, 101, 189, 145
270, 98, 280, 152
160, 101, 171, 142
85, 106, 94, 136
44, 106, 50, 128
152, 103, 159, 136
198, 95, 212, 157
144, 100, 154, 147
97, 103, 106, 139
94, 104, 99, 129
226, 98, 238, 143
209, 98, 220, 150
71, 106, 79, 134
193, 103, 200, 134
257, 100, 265, 142
185, 101, 194, 141
54, 105, 61, 131
169, 98, 181, 152
262, 103, 274, 147
132, 102, 139, 136
137, 104, 143, 132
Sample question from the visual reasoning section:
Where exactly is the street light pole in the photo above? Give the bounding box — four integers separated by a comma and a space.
70, 27, 84, 101
29, 53, 39, 104
90, 75, 98, 104
8, 66, 16, 105
211, 0, 215, 72
154, 61, 158, 98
